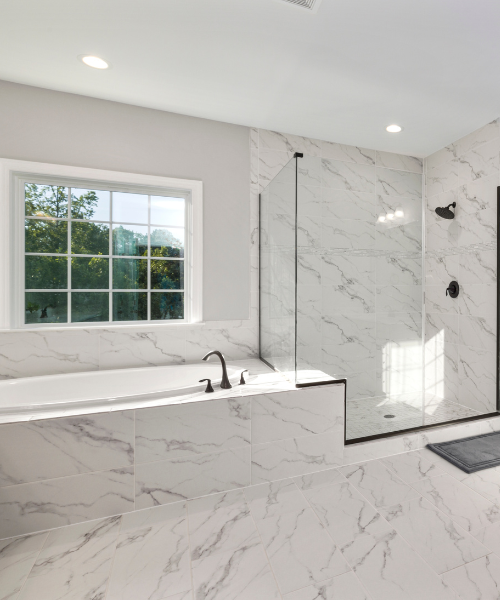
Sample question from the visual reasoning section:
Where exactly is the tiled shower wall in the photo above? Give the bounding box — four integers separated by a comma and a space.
425, 119, 498, 413
255, 129, 424, 400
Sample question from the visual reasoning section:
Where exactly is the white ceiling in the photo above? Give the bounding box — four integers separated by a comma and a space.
1, 0, 500, 157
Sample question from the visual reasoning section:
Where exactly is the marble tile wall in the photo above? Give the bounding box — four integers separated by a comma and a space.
0, 383, 345, 539
425, 119, 498, 413
256, 128, 424, 400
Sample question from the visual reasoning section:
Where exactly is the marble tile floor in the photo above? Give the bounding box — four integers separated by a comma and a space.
347, 394, 480, 440
4, 446, 500, 599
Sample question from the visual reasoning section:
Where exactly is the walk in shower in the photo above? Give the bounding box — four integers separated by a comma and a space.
259, 151, 499, 443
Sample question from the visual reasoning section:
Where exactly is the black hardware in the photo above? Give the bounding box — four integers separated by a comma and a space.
294, 152, 304, 158
446, 281, 459, 298
239, 370, 249, 385
199, 379, 214, 393
435, 202, 456, 220
202, 350, 232, 389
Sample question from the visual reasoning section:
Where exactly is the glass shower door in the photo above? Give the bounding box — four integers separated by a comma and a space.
259, 156, 297, 384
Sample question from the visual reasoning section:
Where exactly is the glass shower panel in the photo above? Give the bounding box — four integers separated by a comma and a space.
260, 157, 297, 383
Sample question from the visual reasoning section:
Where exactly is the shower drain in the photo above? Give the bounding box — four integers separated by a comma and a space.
384, 414, 396, 419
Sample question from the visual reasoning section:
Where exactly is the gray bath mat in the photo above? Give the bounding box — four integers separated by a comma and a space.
427, 431, 500, 474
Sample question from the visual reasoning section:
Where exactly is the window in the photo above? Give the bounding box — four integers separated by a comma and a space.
9, 168, 202, 327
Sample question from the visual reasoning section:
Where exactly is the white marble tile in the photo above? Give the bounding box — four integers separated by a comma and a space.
321, 188, 379, 220
426, 312, 459, 346
426, 284, 459, 314
255, 506, 350, 594
0, 532, 47, 600
297, 184, 322, 216
427, 159, 460, 197
342, 521, 459, 600
259, 149, 295, 190
457, 173, 498, 215
250, 127, 258, 149
459, 250, 496, 284
459, 283, 496, 321
17, 516, 121, 600
135, 397, 250, 464
321, 159, 376, 192
455, 208, 496, 248
376, 220, 422, 253
473, 520, 500, 557
265, 180, 296, 215
376, 151, 423, 173
0, 330, 99, 379
322, 219, 377, 250
411, 474, 500, 535
321, 313, 376, 349
0, 412, 134, 487
298, 216, 322, 248
244, 479, 308, 521
339, 460, 420, 509
376, 256, 422, 285
426, 220, 458, 251
0, 467, 134, 539
442, 554, 500, 600
380, 496, 488, 574
191, 541, 280, 600
458, 138, 500, 185
259, 130, 300, 153
455, 119, 500, 156
461, 467, 500, 505
458, 346, 496, 413
321, 254, 376, 286
297, 253, 322, 286
321, 141, 375, 165
298, 155, 322, 187
376, 284, 421, 313
304, 480, 388, 548
283, 571, 370, 600
459, 316, 495, 352
381, 449, 447, 483
322, 342, 375, 376
293, 468, 346, 491
107, 502, 191, 600
251, 388, 341, 444
322, 284, 375, 315
251, 431, 344, 484
184, 327, 258, 362
426, 255, 460, 285
341, 369, 378, 400
376, 311, 422, 355
99, 328, 187, 370
188, 489, 258, 561
376, 167, 422, 199
426, 145, 457, 171
135, 446, 251, 509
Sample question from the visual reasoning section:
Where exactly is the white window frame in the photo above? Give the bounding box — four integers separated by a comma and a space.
0, 159, 203, 329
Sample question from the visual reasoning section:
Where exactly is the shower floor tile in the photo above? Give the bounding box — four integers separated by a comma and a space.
346, 394, 480, 440
5, 446, 500, 600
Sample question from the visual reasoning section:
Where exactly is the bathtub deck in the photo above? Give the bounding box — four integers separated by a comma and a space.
2, 446, 499, 600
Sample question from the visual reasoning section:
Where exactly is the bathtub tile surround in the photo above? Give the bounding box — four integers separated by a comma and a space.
0, 363, 345, 538
8, 445, 500, 599
425, 118, 498, 414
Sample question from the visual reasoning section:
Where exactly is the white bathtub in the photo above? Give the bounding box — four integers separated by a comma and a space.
0, 363, 244, 422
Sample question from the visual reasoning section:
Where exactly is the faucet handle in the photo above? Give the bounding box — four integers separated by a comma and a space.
199, 379, 214, 393
239, 370, 249, 385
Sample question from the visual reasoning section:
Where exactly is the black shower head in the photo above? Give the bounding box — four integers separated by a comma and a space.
435, 202, 456, 219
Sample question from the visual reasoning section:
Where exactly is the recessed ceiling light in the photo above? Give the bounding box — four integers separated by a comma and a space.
386, 124, 402, 133
80, 55, 109, 69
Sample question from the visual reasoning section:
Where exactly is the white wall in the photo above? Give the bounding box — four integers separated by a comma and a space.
425, 120, 498, 413
0, 81, 259, 378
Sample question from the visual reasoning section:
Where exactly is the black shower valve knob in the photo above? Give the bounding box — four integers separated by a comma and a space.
446, 281, 459, 298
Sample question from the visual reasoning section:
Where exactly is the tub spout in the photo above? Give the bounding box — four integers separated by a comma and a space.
202, 350, 232, 389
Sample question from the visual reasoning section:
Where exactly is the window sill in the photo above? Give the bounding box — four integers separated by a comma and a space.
0, 322, 207, 333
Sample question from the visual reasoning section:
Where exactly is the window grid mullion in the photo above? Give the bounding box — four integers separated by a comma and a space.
147, 194, 151, 321
109, 191, 114, 322
67, 187, 72, 323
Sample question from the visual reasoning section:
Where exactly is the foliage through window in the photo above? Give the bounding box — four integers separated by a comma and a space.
24, 183, 186, 324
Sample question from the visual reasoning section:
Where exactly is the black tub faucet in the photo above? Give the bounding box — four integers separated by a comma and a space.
202, 350, 232, 389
